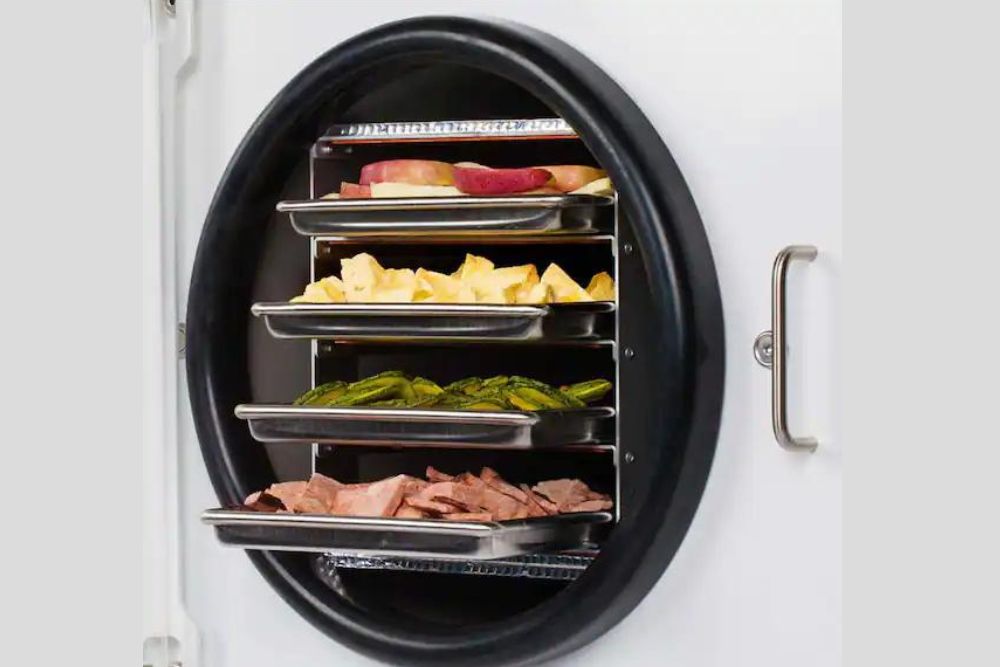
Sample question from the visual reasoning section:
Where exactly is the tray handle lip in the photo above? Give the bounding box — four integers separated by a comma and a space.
275, 193, 614, 213
233, 404, 615, 424
250, 302, 549, 318
201, 508, 613, 533
250, 301, 616, 316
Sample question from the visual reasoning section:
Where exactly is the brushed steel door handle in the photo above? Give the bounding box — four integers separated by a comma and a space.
753, 245, 818, 452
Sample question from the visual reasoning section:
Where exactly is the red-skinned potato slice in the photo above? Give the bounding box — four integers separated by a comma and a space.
534, 165, 607, 192
359, 160, 455, 186
339, 182, 371, 198
453, 166, 553, 195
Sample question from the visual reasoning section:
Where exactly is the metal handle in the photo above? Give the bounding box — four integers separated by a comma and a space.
754, 245, 819, 452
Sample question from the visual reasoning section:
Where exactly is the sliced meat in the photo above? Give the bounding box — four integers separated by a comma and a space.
480, 467, 529, 503
394, 505, 429, 519
244, 491, 285, 513
520, 484, 557, 516
425, 466, 454, 483
567, 498, 613, 512
330, 474, 407, 517
443, 512, 494, 522
401, 475, 429, 497
451, 471, 530, 521
264, 481, 308, 510
532, 479, 595, 512
289, 473, 342, 514
417, 481, 485, 512
404, 496, 455, 515
509, 505, 530, 520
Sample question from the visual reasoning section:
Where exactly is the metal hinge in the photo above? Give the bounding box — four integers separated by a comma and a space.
177, 322, 186, 358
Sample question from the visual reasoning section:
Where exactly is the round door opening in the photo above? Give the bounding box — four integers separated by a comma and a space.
188, 16, 724, 667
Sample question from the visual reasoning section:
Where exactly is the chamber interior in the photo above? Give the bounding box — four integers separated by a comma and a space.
245, 62, 640, 628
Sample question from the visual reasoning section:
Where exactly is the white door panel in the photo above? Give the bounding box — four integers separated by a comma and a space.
162, 2, 841, 666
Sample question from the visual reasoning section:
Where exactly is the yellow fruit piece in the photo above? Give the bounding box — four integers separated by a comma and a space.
475, 282, 520, 304
369, 182, 465, 198
540, 263, 594, 303
490, 264, 539, 289
340, 253, 384, 302
452, 254, 495, 285
414, 269, 478, 303
514, 282, 554, 304
586, 272, 615, 301
291, 281, 335, 303
319, 191, 341, 199
371, 268, 418, 302
569, 176, 614, 195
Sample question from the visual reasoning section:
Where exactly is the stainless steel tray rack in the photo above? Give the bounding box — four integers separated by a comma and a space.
315, 551, 597, 582
316, 118, 578, 145
234, 404, 616, 449
251, 302, 614, 342
202, 509, 612, 560
276, 194, 613, 238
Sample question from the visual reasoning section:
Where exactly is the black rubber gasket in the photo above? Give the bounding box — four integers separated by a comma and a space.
186, 16, 725, 666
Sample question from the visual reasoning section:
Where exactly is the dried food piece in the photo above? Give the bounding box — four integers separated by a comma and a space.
561, 379, 613, 403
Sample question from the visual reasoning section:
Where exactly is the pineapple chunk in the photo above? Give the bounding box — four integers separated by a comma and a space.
540, 263, 594, 303
340, 253, 384, 302
452, 254, 495, 286
371, 268, 418, 303
514, 281, 554, 304
475, 282, 519, 304
319, 191, 341, 200
490, 264, 539, 289
586, 272, 615, 301
291, 280, 335, 303
416, 268, 475, 303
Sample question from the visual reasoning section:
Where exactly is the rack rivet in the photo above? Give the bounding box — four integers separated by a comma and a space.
623, 347, 635, 359
317, 144, 333, 156
622, 242, 634, 255
624, 452, 635, 463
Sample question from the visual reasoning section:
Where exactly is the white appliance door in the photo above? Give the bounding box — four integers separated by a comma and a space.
146, 1, 841, 666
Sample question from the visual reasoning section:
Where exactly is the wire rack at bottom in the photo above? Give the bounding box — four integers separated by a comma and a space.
315, 551, 597, 581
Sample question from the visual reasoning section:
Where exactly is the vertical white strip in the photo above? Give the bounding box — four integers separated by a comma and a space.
143, 1, 200, 666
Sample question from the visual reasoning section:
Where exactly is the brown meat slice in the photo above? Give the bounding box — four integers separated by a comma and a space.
401, 475, 429, 497
394, 505, 428, 519
520, 484, 557, 516
330, 474, 407, 517
290, 473, 342, 514
532, 479, 595, 512
567, 498, 613, 512
244, 491, 285, 513
264, 481, 308, 510
416, 481, 485, 512
443, 512, 494, 522
480, 467, 529, 503
405, 496, 455, 515
425, 466, 454, 483
452, 472, 526, 520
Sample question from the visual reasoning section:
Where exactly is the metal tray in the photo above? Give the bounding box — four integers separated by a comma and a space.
202, 509, 612, 560
317, 117, 577, 145
315, 551, 597, 581
276, 194, 613, 237
234, 404, 616, 449
251, 302, 615, 342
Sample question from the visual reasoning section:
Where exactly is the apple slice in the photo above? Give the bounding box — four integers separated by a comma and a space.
534, 165, 607, 192
453, 166, 553, 195
359, 160, 455, 186
339, 182, 371, 198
